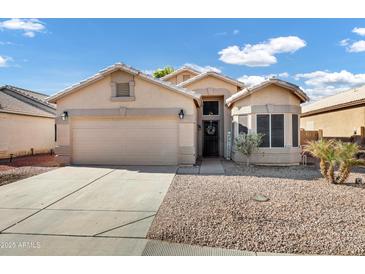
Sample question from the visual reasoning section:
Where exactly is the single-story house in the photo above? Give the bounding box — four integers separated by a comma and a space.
0, 85, 56, 159
48, 62, 309, 166
301, 85, 365, 138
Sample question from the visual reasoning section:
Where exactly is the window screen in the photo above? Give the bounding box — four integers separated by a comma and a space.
116, 83, 130, 97
238, 115, 248, 134
292, 114, 299, 147
271, 114, 284, 147
257, 114, 270, 147
203, 101, 219, 115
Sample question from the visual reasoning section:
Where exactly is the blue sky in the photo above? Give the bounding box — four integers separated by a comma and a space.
1, 18, 365, 100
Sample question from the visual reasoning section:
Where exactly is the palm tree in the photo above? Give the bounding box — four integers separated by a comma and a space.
305, 139, 364, 184
336, 142, 363, 184
304, 139, 334, 180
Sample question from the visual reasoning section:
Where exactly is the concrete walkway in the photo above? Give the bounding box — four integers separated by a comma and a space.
0, 166, 176, 255
199, 158, 225, 175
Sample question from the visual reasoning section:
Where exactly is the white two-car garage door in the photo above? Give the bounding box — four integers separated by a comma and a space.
71, 117, 178, 165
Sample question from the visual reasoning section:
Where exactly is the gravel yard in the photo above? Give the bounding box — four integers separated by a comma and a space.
148, 161, 365, 255
0, 154, 59, 186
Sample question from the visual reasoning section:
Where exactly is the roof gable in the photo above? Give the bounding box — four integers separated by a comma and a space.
0, 85, 55, 117
177, 71, 245, 89
47, 63, 202, 105
226, 79, 309, 107
160, 66, 200, 81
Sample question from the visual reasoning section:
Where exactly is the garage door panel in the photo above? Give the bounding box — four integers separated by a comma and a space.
72, 118, 178, 165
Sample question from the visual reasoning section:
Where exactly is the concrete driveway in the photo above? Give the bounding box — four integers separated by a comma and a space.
0, 166, 176, 255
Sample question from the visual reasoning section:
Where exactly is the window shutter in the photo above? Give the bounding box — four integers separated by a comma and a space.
292, 114, 299, 147
257, 114, 270, 147
116, 83, 130, 97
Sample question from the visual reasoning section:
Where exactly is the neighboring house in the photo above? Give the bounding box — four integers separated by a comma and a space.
0, 85, 56, 159
301, 85, 365, 137
48, 62, 309, 166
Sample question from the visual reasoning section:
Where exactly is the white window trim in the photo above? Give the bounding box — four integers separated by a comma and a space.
256, 113, 285, 148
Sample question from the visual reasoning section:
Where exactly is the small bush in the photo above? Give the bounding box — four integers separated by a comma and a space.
234, 133, 264, 166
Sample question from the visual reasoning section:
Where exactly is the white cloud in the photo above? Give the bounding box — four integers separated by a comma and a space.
218, 36, 306, 67
0, 56, 10, 67
278, 72, 289, 78
302, 86, 349, 101
352, 27, 365, 36
142, 69, 154, 75
214, 32, 227, 36
238, 72, 289, 87
0, 18, 45, 37
340, 28, 365, 52
215, 30, 240, 36
23, 31, 35, 38
339, 39, 350, 46
184, 63, 222, 73
348, 40, 365, 52
295, 70, 365, 87
295, 70, 365, 100
0, 41, 13, 45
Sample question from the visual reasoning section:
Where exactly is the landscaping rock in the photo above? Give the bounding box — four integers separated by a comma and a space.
148, 163, 365, 255
253, 194, 269, 202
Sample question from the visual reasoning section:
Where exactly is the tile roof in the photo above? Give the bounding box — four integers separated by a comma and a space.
160, 66, 201, 80
48, 62, 202, 105
301, 85, 365, 116
177, 71, 245, 89
0, 85, 55, 118
226, 78, 309, 107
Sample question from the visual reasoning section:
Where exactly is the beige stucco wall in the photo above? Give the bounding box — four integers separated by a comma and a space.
55, 70, 197, 165
301, 106, 365, 137
183, 75, 239, 158
230, 84, 302, 165
56, 71, 196, 114
0, 113, 55, 159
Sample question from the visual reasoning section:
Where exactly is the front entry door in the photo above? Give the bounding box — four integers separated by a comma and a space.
203, 121, 219, 157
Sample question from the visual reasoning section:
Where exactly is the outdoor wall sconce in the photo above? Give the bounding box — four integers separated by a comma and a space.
179, 109, 184, 119
61, 111, 69, 121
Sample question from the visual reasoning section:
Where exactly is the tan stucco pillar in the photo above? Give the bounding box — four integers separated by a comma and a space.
178, 114, 196, 165
55, 116, 71, 165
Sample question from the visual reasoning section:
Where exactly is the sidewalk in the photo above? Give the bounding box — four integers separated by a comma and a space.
142, 240, 294, 256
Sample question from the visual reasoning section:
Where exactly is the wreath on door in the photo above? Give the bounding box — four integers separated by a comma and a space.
206, 121, 216, 135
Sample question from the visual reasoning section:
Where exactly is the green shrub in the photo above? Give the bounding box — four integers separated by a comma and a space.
235, 133, 264, 166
